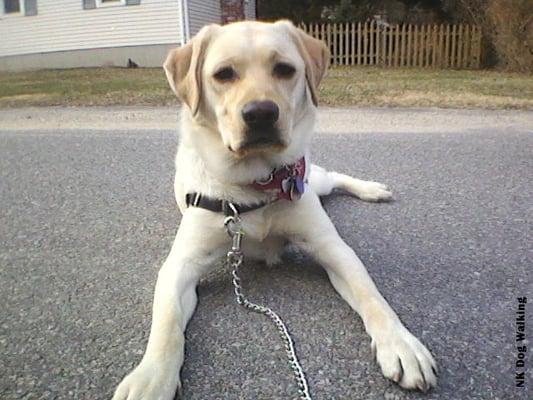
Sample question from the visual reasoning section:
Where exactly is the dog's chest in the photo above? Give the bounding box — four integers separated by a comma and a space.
240, 211, 273, 242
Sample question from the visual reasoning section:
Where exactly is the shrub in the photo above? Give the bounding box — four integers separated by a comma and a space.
486, 0, 533, 72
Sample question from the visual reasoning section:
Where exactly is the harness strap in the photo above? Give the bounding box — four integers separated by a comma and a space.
185, 192, 269, 216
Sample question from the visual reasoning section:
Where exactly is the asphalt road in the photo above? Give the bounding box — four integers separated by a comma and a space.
1, 108, 531, 400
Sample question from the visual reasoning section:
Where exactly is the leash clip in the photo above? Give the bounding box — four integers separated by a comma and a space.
224, 212, 244, 266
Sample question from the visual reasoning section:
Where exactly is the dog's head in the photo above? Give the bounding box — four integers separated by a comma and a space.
164, 20, 329, 159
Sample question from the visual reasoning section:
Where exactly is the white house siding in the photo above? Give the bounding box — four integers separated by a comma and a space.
0, 0, 183, 57
186, 0, 221, 37
244, 0, 255, 20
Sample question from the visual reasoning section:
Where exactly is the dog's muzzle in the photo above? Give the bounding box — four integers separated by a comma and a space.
239, 100, 283, 150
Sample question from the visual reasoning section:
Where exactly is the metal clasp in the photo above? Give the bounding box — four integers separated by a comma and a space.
224, 213, 244, 266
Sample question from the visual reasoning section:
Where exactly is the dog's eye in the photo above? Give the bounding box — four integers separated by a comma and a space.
213, 67, 237, 82
273, 62, 296, 78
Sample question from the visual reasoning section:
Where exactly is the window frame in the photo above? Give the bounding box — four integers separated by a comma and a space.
96, 0, 126, 8
2, 0, 25, 17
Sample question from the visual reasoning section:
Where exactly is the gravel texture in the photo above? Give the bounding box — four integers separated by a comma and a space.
0, 107, 531, 400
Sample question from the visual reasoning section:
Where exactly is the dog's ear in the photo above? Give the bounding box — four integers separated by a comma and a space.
278, 20, 330, 106
163, 25, 219, 116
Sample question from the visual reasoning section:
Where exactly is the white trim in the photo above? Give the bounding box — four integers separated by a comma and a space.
96, 0, 126, 8
182, 0, 190, 42
1, 0, 25, 17
179, 0, 187, 46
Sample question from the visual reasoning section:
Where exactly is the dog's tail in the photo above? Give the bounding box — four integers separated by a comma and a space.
308, 164, 392, 202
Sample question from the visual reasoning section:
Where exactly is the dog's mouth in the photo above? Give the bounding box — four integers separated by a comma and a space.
242, 135, 284, 148
230, 129, 287, 157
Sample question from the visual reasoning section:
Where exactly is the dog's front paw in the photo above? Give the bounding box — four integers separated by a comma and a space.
112, 359, 181, 400
371, 323, 437, 391
356, 181, 392, 202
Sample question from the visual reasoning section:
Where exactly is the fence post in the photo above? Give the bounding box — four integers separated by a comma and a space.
405, 24, 411, 67
335, 22, 339, 66
420, 24, 424, 67
374, 23, 381, 65
430, 24, 436, 67
326, 23, 332, 65
387, 24, 393, 67
435, 24, 440, 67
339, 22, 344, 65
382, 25, 388, 66
344, 22, 349, 66
393, 25, 394, 67
463, 24, 470, 68
338, 22, 343, 66
339, 22, 343, 66
339, 23, 346, 65
477, 25, 482, 68
458, 23, 464, 68
345, 22, 350, 65
436, 24, 444, 68
369, 21, 375, 65
441, 24, 450, 67
348, 22, 355, 65
357, 22, 362, 65
472, 25, 481, 68
412, 24, 418, 67
338, 23, 343, 66
451, 24, 457, 68
344, 22, 353, 65
437, 24, 444, 67
424, 24, 428, 68
362, 22, 367, 65
398, 24, 403, 66
417, 24, 421, 67
426, 24, 432, 67
420, 24, 425, 67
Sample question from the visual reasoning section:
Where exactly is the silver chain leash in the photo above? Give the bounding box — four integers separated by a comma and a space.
224, 214, 312, 400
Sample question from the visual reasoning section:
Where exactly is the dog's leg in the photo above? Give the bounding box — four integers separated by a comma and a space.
284, 194, 437, 391
112, 210, 226, 400
308, 164, 392, 202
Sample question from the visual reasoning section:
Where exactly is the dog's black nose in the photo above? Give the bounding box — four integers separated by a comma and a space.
242, 101, 279, 128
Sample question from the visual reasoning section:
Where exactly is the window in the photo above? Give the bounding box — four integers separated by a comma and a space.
4, 0, 24, 14
83, 0, 138, 11
96, 0, 126, 7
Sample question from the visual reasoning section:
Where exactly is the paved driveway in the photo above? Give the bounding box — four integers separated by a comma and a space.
0, 108, 531, 399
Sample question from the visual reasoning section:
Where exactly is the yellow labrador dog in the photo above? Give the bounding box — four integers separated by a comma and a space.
113, 20, 437, 400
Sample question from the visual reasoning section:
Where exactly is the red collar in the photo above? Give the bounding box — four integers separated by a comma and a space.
251, 157, 306, 201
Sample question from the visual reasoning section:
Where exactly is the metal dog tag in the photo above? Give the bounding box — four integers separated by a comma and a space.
293, 176, 305, 194
289, 176, 305, 201
281, 177, 292, 194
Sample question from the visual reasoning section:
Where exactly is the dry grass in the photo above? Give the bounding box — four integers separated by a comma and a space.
320, 67, 533, 109
0, 66, 532, 110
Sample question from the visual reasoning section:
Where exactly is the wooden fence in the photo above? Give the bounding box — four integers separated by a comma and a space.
300, 22, 482, 69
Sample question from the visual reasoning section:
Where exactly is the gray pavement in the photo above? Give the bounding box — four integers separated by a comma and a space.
0, 108, 531, 400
